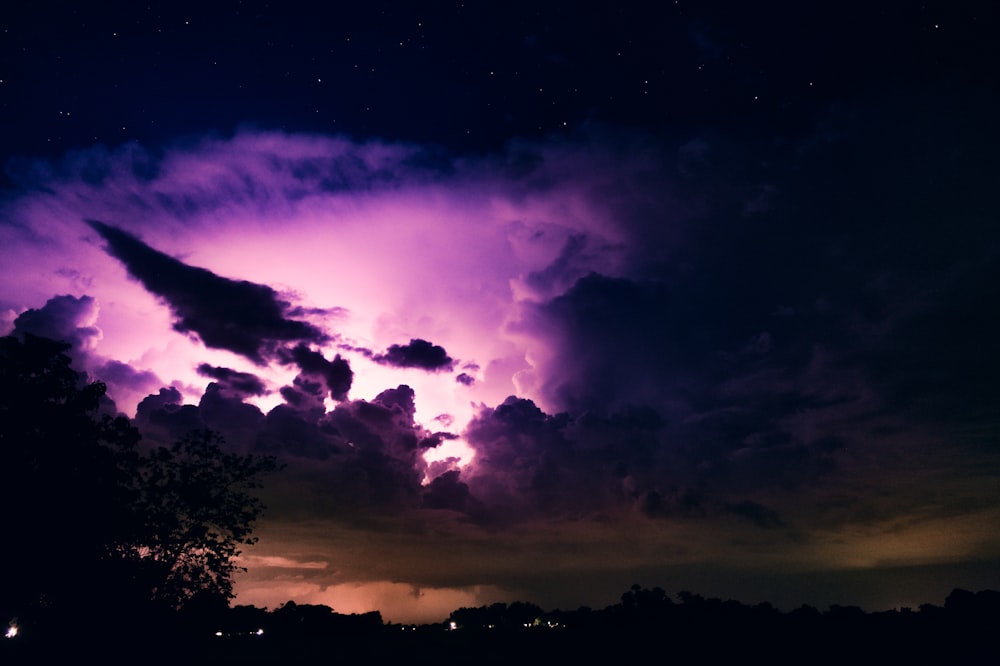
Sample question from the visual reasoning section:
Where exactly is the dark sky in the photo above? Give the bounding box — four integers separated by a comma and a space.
2, 1, 999, 622
5, 1, 993, 159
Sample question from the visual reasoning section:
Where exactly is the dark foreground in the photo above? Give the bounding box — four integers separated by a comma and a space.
5, 591, 999, 666
3, 622, 998, 666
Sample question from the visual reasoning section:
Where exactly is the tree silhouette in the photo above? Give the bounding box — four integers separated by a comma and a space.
0, 334, 137, 625
114, 429, 279, 609
0, 333, 278, 637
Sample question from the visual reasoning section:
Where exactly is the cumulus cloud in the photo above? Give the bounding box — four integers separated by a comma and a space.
10, 294, 166, 414
372, 338, 455, 372
196, 363, 269, 397
135, 386, 205, 439
11, 294, 102, 352
278, 344, 353, 402
93, 359, 163, 403
513, 272, 680, 414
197, 382, 267, 441
454, 396, 669, 524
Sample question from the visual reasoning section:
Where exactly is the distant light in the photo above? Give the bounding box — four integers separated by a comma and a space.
5, 622, 17, 639
255, 628, 264, 636
448, 621, 457, 631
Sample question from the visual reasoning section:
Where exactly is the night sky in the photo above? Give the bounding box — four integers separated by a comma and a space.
2, 1, 999, 623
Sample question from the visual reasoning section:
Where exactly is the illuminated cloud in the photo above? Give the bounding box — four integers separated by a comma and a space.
2, 118, 999, 623
11, 294, 102, 353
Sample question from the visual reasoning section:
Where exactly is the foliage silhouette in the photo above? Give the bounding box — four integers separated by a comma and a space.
0, 333, 279, 641
1, 334, 137, 623
112, 429, 279, 610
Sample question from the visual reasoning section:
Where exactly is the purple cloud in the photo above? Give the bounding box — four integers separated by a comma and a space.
12, 294, 101, 352
196, 363, 269, 397
87, 220, 328, 364
278, 343, 353, 402
373, 338, 455, 372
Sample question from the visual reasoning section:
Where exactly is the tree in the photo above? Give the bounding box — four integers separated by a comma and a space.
115, 429, 279, 609
0, 333, 279, 630
0, 334, 138, 623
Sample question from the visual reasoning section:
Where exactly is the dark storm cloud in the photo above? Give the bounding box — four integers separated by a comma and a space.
457, 396, 678, 523
134, 382, 264, 454
196, 363, 268, 397
257, 402, 336, 459
421, 470, 491, 521
493, 95, 1000, 527
11, 294, 101, 352
135, 387, 205, 439
278, 375, 328, 414
859, 257, 1000, 440
131, 375, 453, 514
523, 233, 603, 296
449, 380, 858, 527
262, 385, 444, 510
517, 272, 684, 414
87, 220, 327, 363
198, 382, 266, 438
725, 501, 785, 529
11, 295, 164, 413
278, 344, 353, 402
320, 386, 424, 464
93, 359, 162, 397
373, 338, 454, 372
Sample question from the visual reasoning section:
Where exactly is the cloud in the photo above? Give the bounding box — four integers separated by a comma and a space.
87, 220, 328, 364
131, 373, 452, 514
373, 338, 455, 372
11, 294, 102, 352
421, 470, 490, 520
10, 294, 168, 415
93, 359, 163, 401
3, 112, 1000, 621
196, 363, 269, 397
135, 386, 206, 439
278, 344, 353, 402
725, 501, 785, 529
198, 382, 267, 440
316, 385, 432, 504
512, 272, 681, 414
456, 396, 674, 524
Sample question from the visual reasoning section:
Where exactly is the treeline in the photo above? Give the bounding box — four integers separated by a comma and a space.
5, 583, 999, 663
447, 585, 1000, 634
223, 585, 999, 664
53, 585, 995, 664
